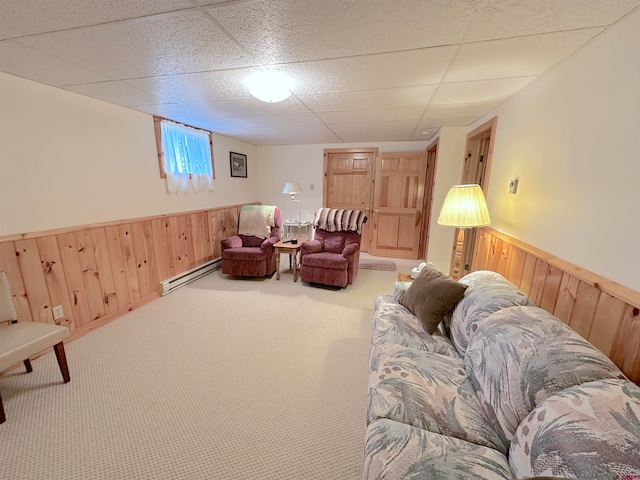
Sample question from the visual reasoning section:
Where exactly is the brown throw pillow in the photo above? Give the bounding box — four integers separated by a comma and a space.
399, 266, 467, 334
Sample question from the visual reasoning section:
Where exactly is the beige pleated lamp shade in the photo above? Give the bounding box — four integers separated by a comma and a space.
437, 184, 491, 228
282, 182, 303, 197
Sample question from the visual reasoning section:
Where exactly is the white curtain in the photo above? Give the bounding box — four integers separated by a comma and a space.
161, 120, 214, 194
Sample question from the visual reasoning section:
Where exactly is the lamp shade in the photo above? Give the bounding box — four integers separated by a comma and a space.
282, 182, 303, 196
437, 184, 490, 228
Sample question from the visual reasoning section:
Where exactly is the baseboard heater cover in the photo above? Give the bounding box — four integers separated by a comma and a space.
160, 258, 221, 295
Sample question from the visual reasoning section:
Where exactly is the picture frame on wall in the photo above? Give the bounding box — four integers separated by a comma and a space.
229, 152, 247, 178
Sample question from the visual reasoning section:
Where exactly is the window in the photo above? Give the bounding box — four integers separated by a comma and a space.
154, 117, 215, 194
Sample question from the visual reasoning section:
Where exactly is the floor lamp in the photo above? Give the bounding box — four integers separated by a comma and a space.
281, 182, 303, 225
437, 184, 491, 280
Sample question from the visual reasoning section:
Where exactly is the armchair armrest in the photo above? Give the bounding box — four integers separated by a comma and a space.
261, 236, 279, 249
342, 243, 359, 257
301, 239, 322, 255
221, 236, 242, 250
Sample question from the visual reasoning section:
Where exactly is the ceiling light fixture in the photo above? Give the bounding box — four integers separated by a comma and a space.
245, 70, 294, 103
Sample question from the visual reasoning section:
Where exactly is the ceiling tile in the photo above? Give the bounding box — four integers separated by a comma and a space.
207, 0, 481, 63
467, 0, 640, 42
422, 103, 500, 119
298, 85, 437, 111
200, 96, 311, 118
316, 107, 425, 125
287, 47, 456, 94
417, 117, 478, 130
225, 112, 323, 129
126, 69, 255, 103
0, 0, 193, 38
331, 121, 418, 143
432, 77, 536, 105
445, 29, 602, 82
0, 40, 111, 85
63, 81, 171, 107
251, 125, 341, 145
20, 10, 258, 79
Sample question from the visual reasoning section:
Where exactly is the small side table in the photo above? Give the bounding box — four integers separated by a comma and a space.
397, 272, 414, 282
274, 238, 309, 282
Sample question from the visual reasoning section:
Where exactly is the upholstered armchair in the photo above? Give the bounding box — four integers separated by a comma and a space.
300, 208, 367, 288
222, 206, 282, 277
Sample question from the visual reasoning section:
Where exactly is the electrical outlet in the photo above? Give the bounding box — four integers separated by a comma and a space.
53, 305, 64, 320
508, 178, 519, 194
309, 183, 314, 191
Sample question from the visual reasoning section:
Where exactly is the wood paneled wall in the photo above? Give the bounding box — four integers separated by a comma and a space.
473, 227, 640, 384
0, 203, 251, 341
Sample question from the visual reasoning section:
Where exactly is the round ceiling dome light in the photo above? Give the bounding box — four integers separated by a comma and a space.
245, 70, 294, 103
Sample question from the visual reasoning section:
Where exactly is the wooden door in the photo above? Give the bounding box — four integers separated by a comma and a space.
323, 149, 376, 251
369, 151, 427, 259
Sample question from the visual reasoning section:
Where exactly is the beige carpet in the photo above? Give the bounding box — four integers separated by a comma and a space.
358, 259, 397, 271
0, 254, 416, 480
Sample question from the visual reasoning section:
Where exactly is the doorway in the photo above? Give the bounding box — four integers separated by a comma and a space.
324, 147, 435, 259
449, 117, 498, 279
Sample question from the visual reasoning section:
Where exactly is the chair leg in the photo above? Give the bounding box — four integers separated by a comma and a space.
53, 342, 70, 383
0, 391, 5, 424
23, 358, 33, 373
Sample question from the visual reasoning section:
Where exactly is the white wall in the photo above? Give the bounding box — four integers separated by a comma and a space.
426, 127, 467, 271
256, 135, 465, 267
471, 9, 640, 291
0, 72, 259, 236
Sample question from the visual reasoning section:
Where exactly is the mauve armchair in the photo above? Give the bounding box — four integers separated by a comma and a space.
299, 208, 367, 288
221, 207, 282, 277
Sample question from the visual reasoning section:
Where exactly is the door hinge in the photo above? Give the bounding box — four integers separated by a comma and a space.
479, 155, 484, 163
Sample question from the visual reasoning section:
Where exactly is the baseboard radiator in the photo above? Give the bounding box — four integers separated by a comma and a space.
160, 258, 221, 296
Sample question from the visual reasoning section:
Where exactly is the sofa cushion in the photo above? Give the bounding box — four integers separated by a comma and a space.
363, 419, 512, 480
509, 379, 640, 479
399, 265, 467, 334
465, 306, 626, 444
372, 295, 460, 357
448, 270, 534, 356
368, 342, 508, 454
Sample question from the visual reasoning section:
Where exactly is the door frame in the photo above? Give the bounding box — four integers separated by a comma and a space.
418, 138, 438, 259
449, 117, 498, 279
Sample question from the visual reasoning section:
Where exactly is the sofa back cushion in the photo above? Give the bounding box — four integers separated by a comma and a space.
447, 270, 534, 356
509, 378, 640, 479
465, 305, 626, 444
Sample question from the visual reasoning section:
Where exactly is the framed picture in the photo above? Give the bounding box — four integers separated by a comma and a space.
229, 152, 247, 178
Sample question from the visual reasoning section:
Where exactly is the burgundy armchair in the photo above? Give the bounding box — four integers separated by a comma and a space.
299, 208, 367, 288
221, 206, 282, 277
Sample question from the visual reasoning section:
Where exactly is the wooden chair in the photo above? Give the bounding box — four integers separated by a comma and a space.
0, 271, 70, 424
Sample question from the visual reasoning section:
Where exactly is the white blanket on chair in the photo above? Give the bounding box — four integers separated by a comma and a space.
238, 205, 276, 239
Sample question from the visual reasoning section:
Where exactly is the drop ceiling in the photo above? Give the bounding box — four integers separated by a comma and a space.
1, 0, 638, 146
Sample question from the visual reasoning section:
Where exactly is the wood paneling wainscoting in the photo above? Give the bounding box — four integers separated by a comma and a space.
473, 227, 640, 384
0, 203, 251, 342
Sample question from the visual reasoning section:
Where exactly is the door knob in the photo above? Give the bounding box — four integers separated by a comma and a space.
374, 209, 379, 213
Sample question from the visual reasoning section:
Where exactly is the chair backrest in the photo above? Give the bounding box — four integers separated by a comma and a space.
238, 207, 282, 247
0, 271, 18, 323
313, 228, 362, 253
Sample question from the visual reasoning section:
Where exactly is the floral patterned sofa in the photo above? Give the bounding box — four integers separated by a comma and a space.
364, 270, 640, 479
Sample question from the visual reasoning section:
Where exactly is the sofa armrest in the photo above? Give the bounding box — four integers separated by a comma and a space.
221, 236, 242, 250
342, 243, 359, 257
301, 239, 322, 255
261, 236, 278, 249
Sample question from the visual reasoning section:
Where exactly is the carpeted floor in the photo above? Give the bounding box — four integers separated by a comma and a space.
358, 259, 397, 271
0, 254, 416, 480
